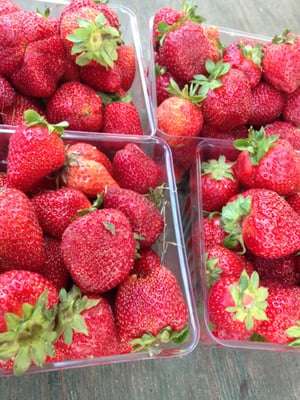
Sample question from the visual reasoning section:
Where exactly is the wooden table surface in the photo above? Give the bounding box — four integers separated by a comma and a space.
1, 1, 300, 399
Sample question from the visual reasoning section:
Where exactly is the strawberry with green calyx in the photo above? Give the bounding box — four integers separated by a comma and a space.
157, 78, 204, 147
66, 13, 121, 67
220, 188, 300, 258
61, 208, 136, 294
262, 29, 300, 94
115, 265, 189, 353
7, 110, 68, 194
200, 155, 240, 212
192, 59, 252, 130
234, 126, 300, 196
0, 270, 59, 376
208, 270, 268, 339
223, 38, 263, 88
54, 285, 119, 358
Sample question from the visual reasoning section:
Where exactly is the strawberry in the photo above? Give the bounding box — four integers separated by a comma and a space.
0, 11, 66, 98
132, 248, 162, 276
115, 265, 189, 352
255, 282, 300, 344
262, 29, 300, 94
222, 38, 263, 88
102, 100, 143, 135
0, 269, 59, 375
157, 79, 204, 147
234, 127, 300, 196
46, 81, 103, 132
55, 286, 119, 359
1, 93, 46, 126
208, 270, 268, 340
40, 236, 71, 292
158, 20, 211, 83
6, 110, 67, 194
66, 142, 114, 176
247, 80, 286, 127
264, 120, 300, 150
205, 245, 254, 288
200, 123, 249, 142
220, 188, 300, 258
0, 0, 20, 16
103, 186, 164, 249
61, 208, 136, 294
0, 188, 45, 273
286, 192, 300, 214
0, 74, 15, 110
193, 60, 252, 131
203, 25, 222, 63
152, 1, 205, 51
200, 155, 240, 212
154, 64, 185, 106
62, 153, 119, 199
112, 143, 161, 194
200, 213, 228, 251
247, 252, 300, 286
283, 86, 300, 127
31, 187, 92, 239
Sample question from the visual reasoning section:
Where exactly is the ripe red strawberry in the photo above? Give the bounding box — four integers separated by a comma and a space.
62, 153, 119, 199
200, 155, 240, 212
247, 252, 300, 286
55, 286, 119, 359
203, 25, 222, 63
0, 74, 15, 110
0, 269, 59, 375
66, 142, 114, 176
132, 248, 162, 276
46, 81, 103, 132
158, 20, 211, 83
61, 208, 136, 294
262, 29, 300, 93
154, 64, 185, 106
40, 236, 71, 291
0, 0, 20, 16
0, 188, 45, 272
200, 213, 228, 251
234, 127, 300, 196
283, 86, 300, 127
2, 93, 46, 126
0, 11, 66, 98
31, 187, 92, 239
286, 192, 300, 214
60, 0, 119, 30
247, 80, 286, 127
115, 265, 189, 352
264, 120, 300, 150
157, 80, 204, 147
103, 186, 164, 249
102, 101, 143, 135
208, 270, 268, 340
255, 282, 300, 344
205, 245, 254, 288
194, 60, 252, 131
112, 143, 161, 194
220, 188, 300, 258
222, 38, 263, 88
6, 110, 67, 194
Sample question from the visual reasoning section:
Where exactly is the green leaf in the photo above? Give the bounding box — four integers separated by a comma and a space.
103, 221, 115, 234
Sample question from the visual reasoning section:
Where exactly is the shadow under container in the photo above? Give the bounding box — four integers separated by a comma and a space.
0, 127, 200, 376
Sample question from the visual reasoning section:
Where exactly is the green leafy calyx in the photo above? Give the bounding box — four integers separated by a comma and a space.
201, 155, 236, 181
226, 270, 269, 330
233, 127, 279, 166
67, 14, 122, 68
24, 109, 68, 136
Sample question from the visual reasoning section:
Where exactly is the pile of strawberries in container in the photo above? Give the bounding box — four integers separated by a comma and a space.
0, 0, 194, 376
151, 2, 300, 348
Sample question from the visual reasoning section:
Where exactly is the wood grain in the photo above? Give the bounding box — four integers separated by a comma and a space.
1, 1, 300, 399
